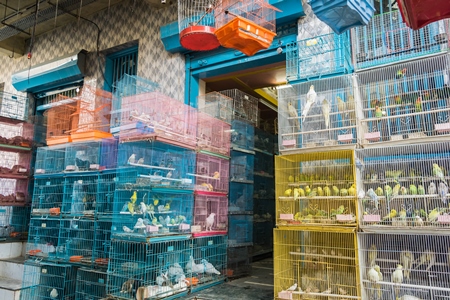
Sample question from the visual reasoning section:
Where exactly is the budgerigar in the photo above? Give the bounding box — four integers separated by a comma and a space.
400, 250, 414, 280
322, 99, 331, 129
438, 182, 448, 204
414, 250, 436, 271
432, 163, 447, 184
392, 264, 403, 298
288, 102, 300, 130
382, 209, 397, 220
392, 184, 401, 197
428, 182, 437, 194
130, 191, 137, 204
368, 244, 377, 267
415, 215, 424, 226
355, 157, 365, 172
409, 184, 417, 195
417, 185, 425, 195
366, 188, 379, 209
302, 85, 317, 121
428, 208, 440, 222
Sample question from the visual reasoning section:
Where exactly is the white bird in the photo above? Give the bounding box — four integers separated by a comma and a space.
137, 157, 144, 164
322, 98, 331, 129
185, 256, 204, 274
400, 250, 414, 280
414, 250, 435, 271
166, 170, 172, 178
123, 226, 134, 233
168, 263, 185, 280
287, 102, 300, 130
287, 283, 297, 291
397, 295, 423, 300
428, 182, 436, 194
392, 264, 403, 297
368, 265, 382, 299
415, 215, 424, 226
128, 154, 136, 164
134, 218, 144, 228
438, 182, 448, 204
205, 213, 215, 231
201, 259, 221, 275
50, 288, 58, 299
140, 202, 147, 218
321, 287, 331, 294
156, 272, 168, 286
302, 85, 317, 121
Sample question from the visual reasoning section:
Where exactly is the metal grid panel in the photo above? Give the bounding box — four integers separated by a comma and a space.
197, 92, 234, 124
92, 220, 112, 265
227, 245, 252, 278
229, 182, 254, 213
62, 174, 98, 216
275, 150, 357, 227
228, 214, 253, 246
0, 177, 29, 205
34, 145, 67, 175
3, 206, 30, 240
75, 268, 108, 300
220, 89, 259, 126
231, 119, 255, 151
195, 153, 229, 194
230, 151, 254, 183
197, 112, 231, 157
31, 177, 64, 215
26, 217, 61, 259
96, 171, 117, 216
193, 193, 228, 235
59, 219, 96, 264
0, 91, 28, 121
44, 100, 77, 143
274, 228, 359, 299
356, 141, 450, 230
178, 0, 216, 32
64, 139, 117, 173
359, 232, 450, 300
352, 10, 449, 70
254, 127, 275, 154
254, 149, 274, 176
358, 54, 450, 145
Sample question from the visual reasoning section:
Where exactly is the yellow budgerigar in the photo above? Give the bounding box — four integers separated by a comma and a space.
127, 202, 135, 215
130, 191, 137, 204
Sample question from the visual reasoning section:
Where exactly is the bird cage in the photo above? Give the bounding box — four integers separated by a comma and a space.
230, 120, 255, 151
117, 91, 198, 149
357, 54, 450, 146
20, 261, 77, 300
0, 177, 29, 205
117, 140, 196, 190
106, 238, 192, 299
44, 98, 78, 145
356, 141, 450, 230
286, 31, 352, 83
277, 75, 358, 153
254, 149, 274, 177
228, 214, 253, 247
61, 174, 99, 217
178, 0, 221, 51
358, 232, 450, 300
253, 195, 275, 255
254, 127, 275, 154
230, 151, 255, 183
64, 139, 118, 173
92, 220, 112, 266
0, 120, 33, 147
75, 268, 108, 300
31, 176, 65, 216
0, 149, 32, 176
220, 89, 259, 126
69, 84, 113, 142
227, 245, 252, 278
112, 188, 194, 241
197, 112, 231, 157
192, 192, 228, 237
352, 9, 449, 70
191, 234, 227, 292
195, 152, 230, 194
58, 218, 96, 264
0, 90, 29, 121
95, 171, 117, 217
254, 171, 275, 201
214, 0, 280, 56
197, 91, 234, 124
111, 74, 159, 134
229, 182, 254, 213
26, 216, 61, 259
275, 150, 357, 227
34, 144, 67, 175
309, 0, 375, 35
1, 206, 30, 240
398, 0, 450, 30
274, 227, 360, 299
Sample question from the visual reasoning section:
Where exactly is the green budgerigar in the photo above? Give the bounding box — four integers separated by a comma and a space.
384, 185, 393, 197
375, 187, 384, 196
417, 185, 425, 195
332, 186, 340, 196
392, 184, 401, 197
409, 184, 418, 195
323, 186, 331, 196
433, 163, 446, 183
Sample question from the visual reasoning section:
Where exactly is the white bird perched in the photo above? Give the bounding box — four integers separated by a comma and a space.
428, 182, 437, 194
166, 170, 173, 178
414, 250, 435, 271
287, 102, 300, 131
123, 226, 134, 233
168, 263, 185, 281
391, 264, 403, 297
322, 99, 331, 129
136, 157, 144, 164
438, 182, 448, 204
398, 295, 423, 300
287, 282, 297, 291
302, 85, 317, 121
140, 202, 147, 218
50, 288, 58, 299
368, 265, 382, 299
128, 154, 136, 164
400, 250, 414, 280
415, 215, 424, 227
205, 213, 215, 231
134, 218, 145, 229
200, 259, 221, 275
156, 272, 169, 286
185, 256, 204, 274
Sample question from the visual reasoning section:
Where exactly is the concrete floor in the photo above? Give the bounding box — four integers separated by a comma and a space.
186, 258, 274, 300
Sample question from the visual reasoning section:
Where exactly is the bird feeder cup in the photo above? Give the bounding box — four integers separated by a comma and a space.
398, 0, 450, 30
178, 0, 221, 51
308, 0, 375, 34
214, 0, 280, 56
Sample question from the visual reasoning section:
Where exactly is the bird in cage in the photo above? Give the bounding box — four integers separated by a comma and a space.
428, 182, 437, 194
368, 244, 378, 267
438, 182, 448, 204
432, 163, 447, 185
322, 99, 330, 129
205, 213, 215, 231
400, 250, 414, 281
128, 154, 136, 164
287, 102, 300, 131
302, 85, 317, 121
49, 288, 58, 299
414, 250, 435, 271
391, 264, 403, 297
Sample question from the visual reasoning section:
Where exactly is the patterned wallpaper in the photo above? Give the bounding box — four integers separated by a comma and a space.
0, 0, 185, 102
297, 0, 332, 39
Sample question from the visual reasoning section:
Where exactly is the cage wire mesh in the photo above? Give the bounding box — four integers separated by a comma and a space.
356, 141, 450, 229
195, 153, 230, 194
197, 91, 234, 124
277, 75, 358, 153
58, 218, 96, 264
358, 232, 450, 300
357, 53, 450, 145
274, 228, 360, 299
1, 206, 30, 239
31, 176, 65, 215
219, 89, 259, 126
275, 150, 357, 227
75, 268, 108, 300
0, 91, 28, 121
34, 145, 67, 175
26, 216, 61, 259
196, 112, 231, 157
193, 193, 228, 236
227, 245, 252, 278
44, 99, 77, 145
61, 174, 99, 217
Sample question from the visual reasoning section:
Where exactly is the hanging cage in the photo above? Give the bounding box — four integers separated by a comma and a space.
398, 0, 450, 30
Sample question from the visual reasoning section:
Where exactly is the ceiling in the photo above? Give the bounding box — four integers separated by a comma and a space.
0, 0, 172, 57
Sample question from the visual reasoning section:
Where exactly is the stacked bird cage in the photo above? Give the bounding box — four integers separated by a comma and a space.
196, 111, 231, 156
2, 206, 30, 240
64, 139, 118, 173
286, 31, 352, 83
358, 54, 450, 146
20, 261, 77, 300
352, 9, 450, 70
254, 126, 276, 154
214, 0, 280, 56
358, 232, 450, 299
254, 148, 274, 177
228, 214, 253, 247
220, 89, 259, 126
229, 182, 254, 213
0, 174, 30, 205
194, 152, 229, 194
197, 91, 234, 124
274, 227, 360, 299
26, 216, 61, 259
275, 150, 357, 227
356, 141, 450, 230
230, 151, 254, 183
0, 90, 29, 121
30, 176, 65, 216
44, 98, 78, 145
227, 245, 253, 278
106, 237, 192, 299
230, 119, 255, 151
192, 192, 228, 237
34, 145, 67, 175
0, 119, 33, 147
58, 218, 96, 265
117, 91, 197, 149
92, 220, 112, 266
190, 235, 228, 292
95, 171, 117, 217
277, 75, 358, 153
75, 268, 108, 300
61, 174, 98, 217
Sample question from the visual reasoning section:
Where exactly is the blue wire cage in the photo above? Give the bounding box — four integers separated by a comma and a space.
230, 119, 255, 151
228, 214, 253, 247
34, 145, 67, 175
92, 220, 112, 266
96, 170, 118, 217
62, 174, 99, 217
26, 217, 61, 260
31, 176, 65, 215
229, 182, 254, 213
75, 268, 108, 300
58, 218, 96, 264
230, 151, 255, 183
64, 139, 118, 173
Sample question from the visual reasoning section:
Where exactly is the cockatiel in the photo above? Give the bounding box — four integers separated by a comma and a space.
205, 213, 215, 231
368, 265, 382, 299
322, 99, 331, 129
337, 96, 346, 115
128, 154, 136, 164
302, 85, 317, 121
400, 250, 414, 280
288, 102, 300, 130
347, 94, 356, 124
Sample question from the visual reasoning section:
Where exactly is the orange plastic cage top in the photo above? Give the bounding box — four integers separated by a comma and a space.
214, 0, 281, 56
